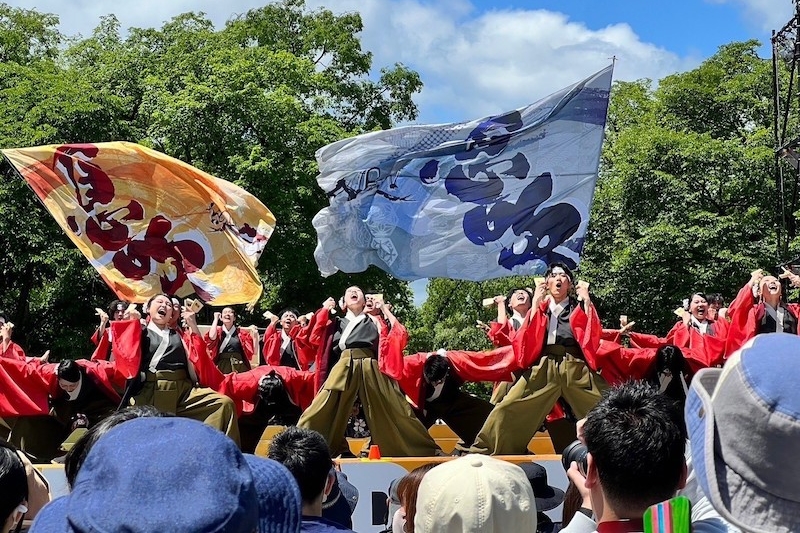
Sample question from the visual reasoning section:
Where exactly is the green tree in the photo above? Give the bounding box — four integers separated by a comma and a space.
581, 40, 779, 333
0, 6, 132, 356
411, 41, 786, 350
0, 1, 422, 356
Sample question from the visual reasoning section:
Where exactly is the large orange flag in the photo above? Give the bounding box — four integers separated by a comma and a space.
2, 142, 276, 306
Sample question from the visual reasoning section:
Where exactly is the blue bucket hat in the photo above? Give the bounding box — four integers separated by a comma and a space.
30, 417, 258, 532
686, 333, 800, 533
243, 455, 302, 533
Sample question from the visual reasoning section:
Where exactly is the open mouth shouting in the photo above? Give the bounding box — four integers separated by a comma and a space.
767, 281, 780, 294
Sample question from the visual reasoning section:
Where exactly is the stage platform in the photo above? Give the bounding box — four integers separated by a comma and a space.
35, 424, 568, 532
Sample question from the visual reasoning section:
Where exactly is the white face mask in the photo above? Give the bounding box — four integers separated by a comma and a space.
658, 372, 673, 393
427, 381, 446, 401
66, 375, 83, 401
391, 508, 406, 533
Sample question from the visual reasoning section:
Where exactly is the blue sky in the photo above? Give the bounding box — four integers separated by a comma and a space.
4, 0, 793, 303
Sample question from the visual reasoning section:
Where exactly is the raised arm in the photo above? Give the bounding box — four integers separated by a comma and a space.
207, 311, 222, 341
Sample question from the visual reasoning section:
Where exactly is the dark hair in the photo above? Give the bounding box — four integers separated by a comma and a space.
268, 427, 333, 504
56, 360, 82, 383
279, 308, 300, 319
396, 463, 437, 533
706, 293, 725, 307
0, 311, 8, 324
0, 440, 27, 527
64, 405, 165, 489
583, 381, 686, 514
546, 262, 574, 282
258, 371, 286, 405
505, 287, 533, 313
423, 354, 451, 384
144, 293, 171, 312
107, 299, 127, 317
684, 292, 707, 310
655, 345, 685, 377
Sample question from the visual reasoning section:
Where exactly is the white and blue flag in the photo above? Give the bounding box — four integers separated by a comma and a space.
313, 66, 613, 281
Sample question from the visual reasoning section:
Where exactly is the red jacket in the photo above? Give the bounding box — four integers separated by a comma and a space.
389, 347, 516, 409
38, 359, 123, 404
0, 358, 123, 417
90, 329, 113, 361
308, 308, 408, 391
628, 318, 728, 373
110, 320, 218, 387
218, 365, 316, 416
0, 358, 51, 416
203, 326, 256, 370
725, 281, 800, 355
512, 299, 601, 371
261, 321, 316, 370
486, 318, 526, 347
0, 341, 26, 361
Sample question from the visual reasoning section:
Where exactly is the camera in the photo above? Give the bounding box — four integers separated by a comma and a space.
561, 439, 588, 475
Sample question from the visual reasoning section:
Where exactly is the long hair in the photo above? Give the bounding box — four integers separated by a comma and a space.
397, 463, 438, 533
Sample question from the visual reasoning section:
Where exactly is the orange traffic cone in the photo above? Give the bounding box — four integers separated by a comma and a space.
368, 444, 382, 460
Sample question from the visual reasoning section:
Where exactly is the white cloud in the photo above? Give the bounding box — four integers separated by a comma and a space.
306, 0, 698, 122
6, 0, 697, 123
709, 0, 793, 33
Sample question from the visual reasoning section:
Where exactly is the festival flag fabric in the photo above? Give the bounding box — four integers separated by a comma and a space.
2, 142, 275, 306
313, 66, 613, 281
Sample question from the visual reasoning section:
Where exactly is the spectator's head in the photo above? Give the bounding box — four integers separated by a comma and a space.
33, 417, 258, 532
267, 427, 334, 515
56, 360, 83, 399
687, 333, 800, 533
243, 455, 302, 533
397, 463, 437, 533
414, 455, 536, 533
506, 287, 533, 315
519, 462, 565, 514
321, 471, 359, 530
0, 441, 28, 533
583, 381, 687, 519
63, 405, 164, 489
546, 262, 573, 303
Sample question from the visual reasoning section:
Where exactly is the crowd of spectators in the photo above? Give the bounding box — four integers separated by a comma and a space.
3, 330, 794, 532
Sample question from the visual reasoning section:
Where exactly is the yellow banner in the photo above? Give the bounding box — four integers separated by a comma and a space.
3, 142, 276, 306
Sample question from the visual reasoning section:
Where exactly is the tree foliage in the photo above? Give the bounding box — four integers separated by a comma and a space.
581, 40, 781, 333
412, 40, 792, 350
0, 5, 793, 362
0, 1, 420, 357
